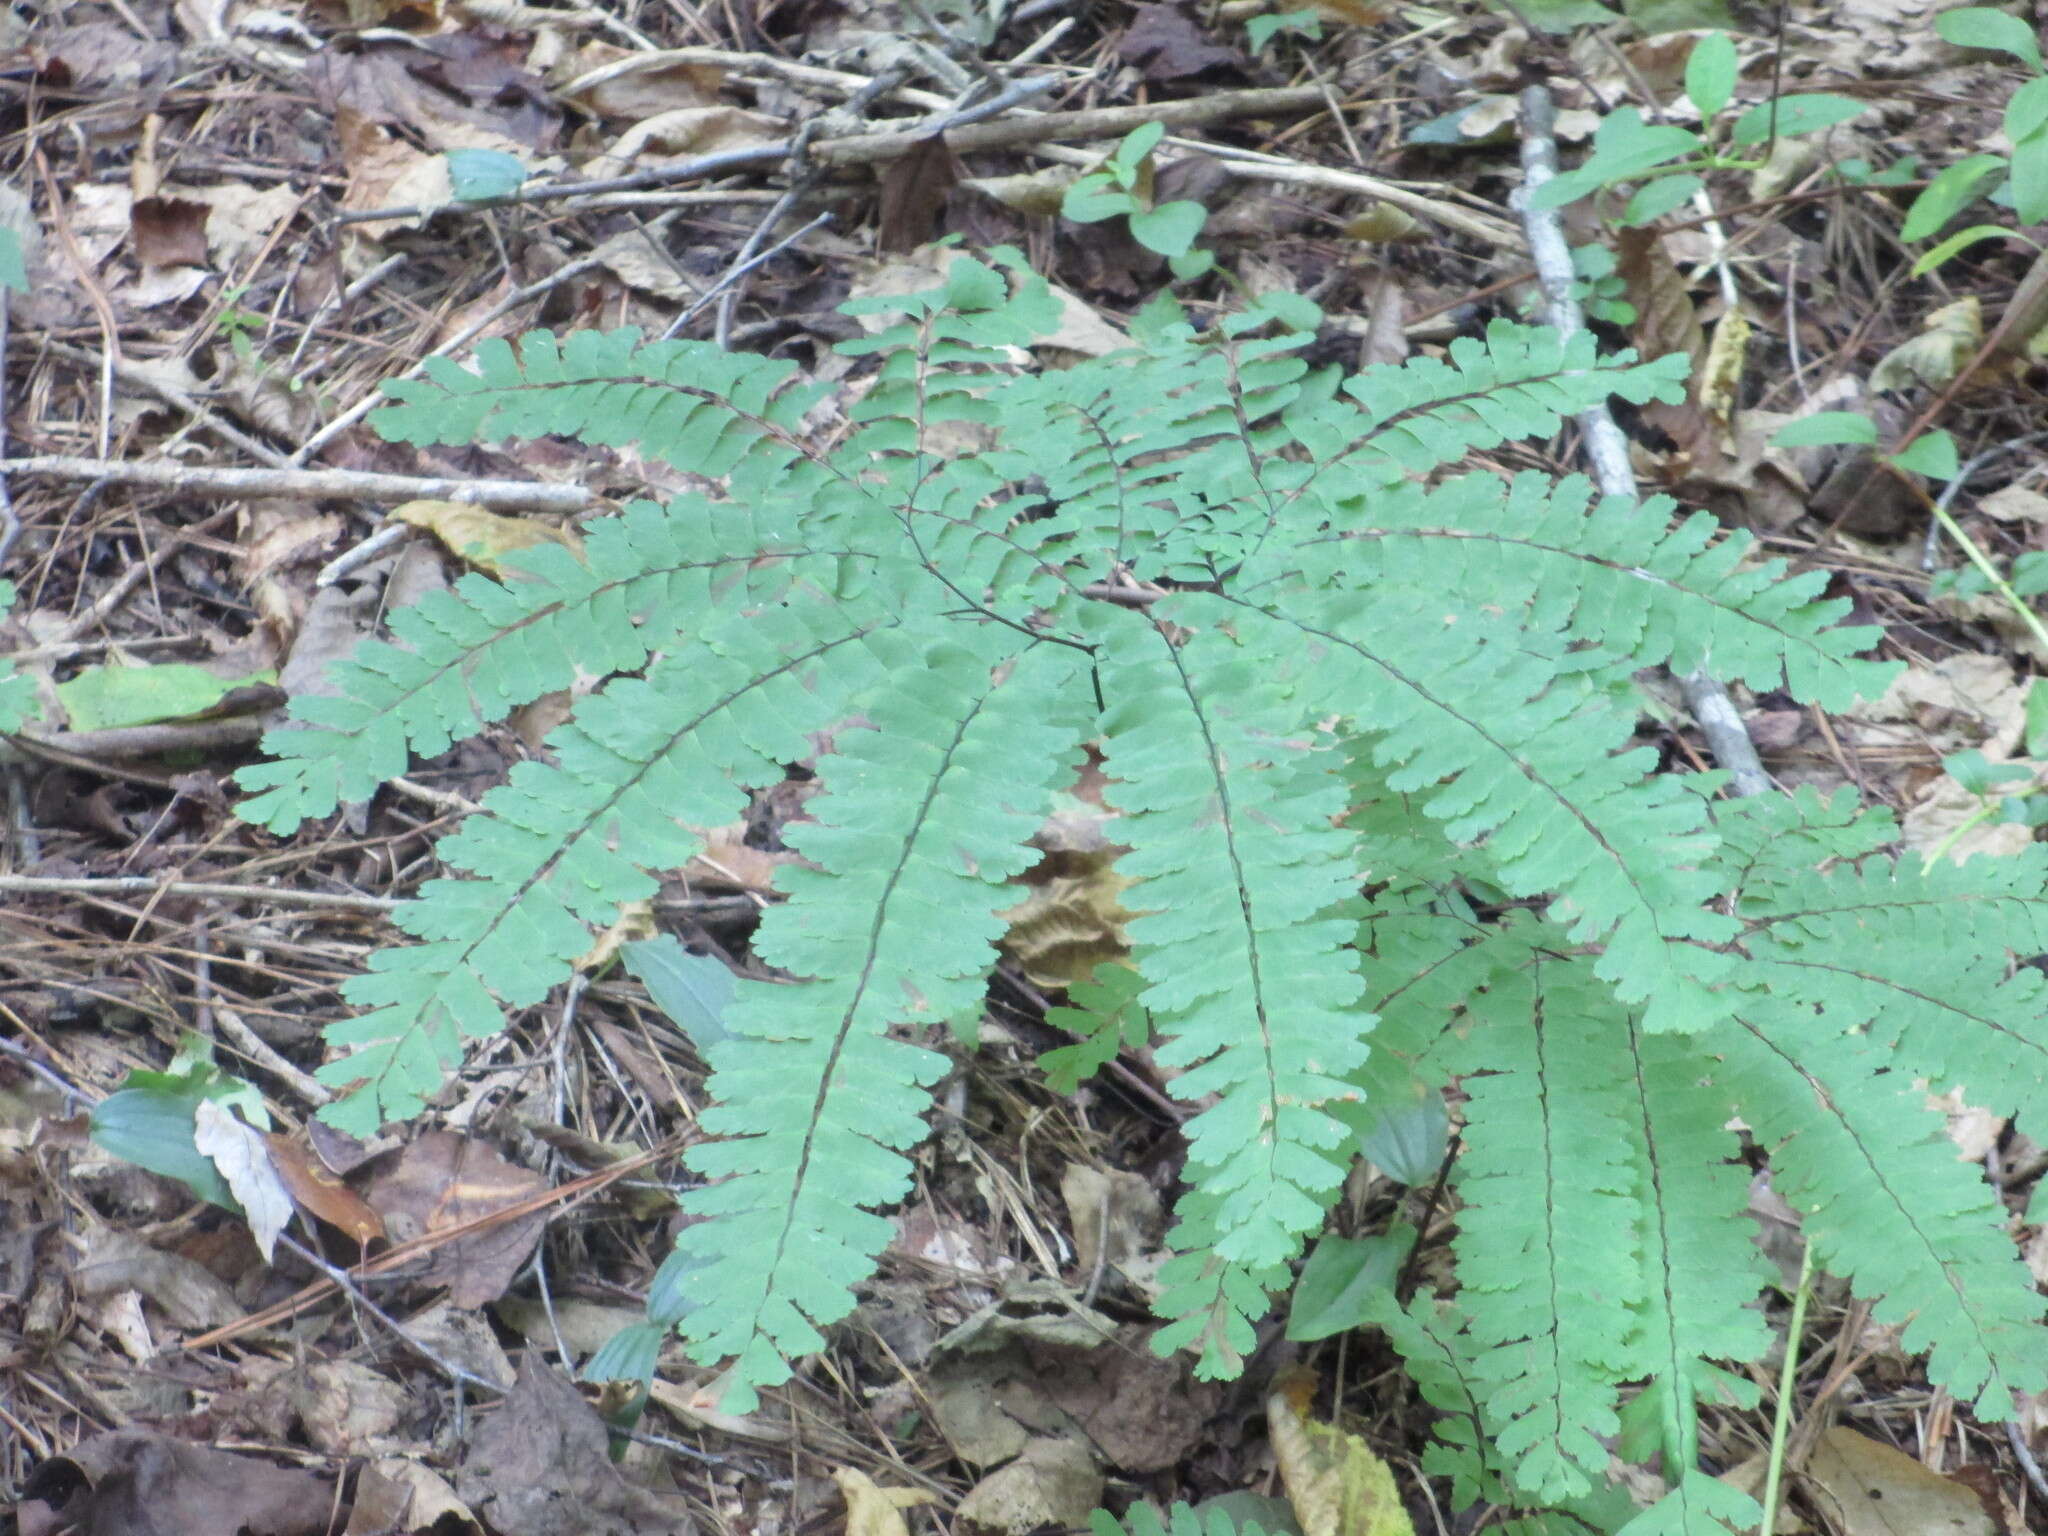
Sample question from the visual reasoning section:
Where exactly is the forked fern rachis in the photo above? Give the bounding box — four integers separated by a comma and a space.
219, 250, 2048, 1535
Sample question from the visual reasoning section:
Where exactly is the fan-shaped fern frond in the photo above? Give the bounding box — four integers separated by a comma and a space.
220, 248, 2048, 1527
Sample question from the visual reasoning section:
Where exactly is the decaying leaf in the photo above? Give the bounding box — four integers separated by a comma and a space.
1803, 1426, 1994, 1536
834, 1467, 937, 1536
1871, 297, 1983, 393
1266, 1367, 1416, 1536
192, 1099, 294, 1262
390, 499, 584, 579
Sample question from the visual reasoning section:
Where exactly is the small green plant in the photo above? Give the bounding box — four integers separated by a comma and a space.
1567, 243, 1636, 325
222, 252, 2048, 1533
1923, 749, 2048, 872
1062, 124, 1215, 279
1543, 20, 2047, 276
1245, 6, 1321, 51
1532, 32, 1868, 225
1900, 7, 2048, 273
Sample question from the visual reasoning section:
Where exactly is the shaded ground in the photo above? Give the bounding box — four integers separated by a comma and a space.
3, 0, 2048, 1530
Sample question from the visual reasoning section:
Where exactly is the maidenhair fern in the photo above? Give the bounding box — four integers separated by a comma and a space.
233, 249, 2048, 1533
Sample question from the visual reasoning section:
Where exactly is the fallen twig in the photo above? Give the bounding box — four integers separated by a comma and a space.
0, 874, 398, 913
3, 456, 598, 515
1515, 86, 1771, 798
809, 85, 1326, 163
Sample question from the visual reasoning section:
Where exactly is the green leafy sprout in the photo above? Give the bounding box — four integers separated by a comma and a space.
1062, 123, 1216, 279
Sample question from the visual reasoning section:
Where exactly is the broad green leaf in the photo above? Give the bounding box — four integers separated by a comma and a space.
584, 1320, 667, 1384
1129, 200, 1208, 258
1353, 1084, 1450, 1184
445, 148, 528, 202
623, 936, 736, 1050
1246, 9, 1321, 48
1902, 153, 2009, 241
1911, 222, 2024, 276
2027, 679, 2048, 760
1938, 6, 2044, 70
89, 1039, 265, 1212
1730, 93, 1868, 146
1770, 411, 1877, 448
0, 227, 23, 293
2010, 124, 2048, 224
1623, 172, 1703, 225
2007, 77, 2048, 146
1113, 121, 1167, 172
1063, 178, 1135, 223
1891, 429, 1959, 480
1625, 0, 1735, 30
1683, 32, 1739, 120
1287, 1224, 1416, 1340
57, 659, 275, 733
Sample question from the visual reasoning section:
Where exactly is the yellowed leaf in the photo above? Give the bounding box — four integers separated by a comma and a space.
1267, 1367, 1416, 1536
1697, 310, 1750, 429
391, 499, 584, 579
576, 899, 657, 975
833, 1467, 936, 1536
996, 798, 1134, 987
1870, 297, 1982, 393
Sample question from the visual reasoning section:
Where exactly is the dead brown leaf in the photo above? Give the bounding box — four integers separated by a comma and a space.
264, 1130, 387, 1245
1803, 1426, 1993, 1536
345, 1459, 481, 1536
1117, 4, 1244, 80
453, 1356, 699, 1536
359, 1131, 549, 1308
16, 1429, 334, 1536
956, 1436, 1103, 1535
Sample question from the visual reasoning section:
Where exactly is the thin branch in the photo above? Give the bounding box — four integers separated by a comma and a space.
2, 456, 598, 515
1514, 86, 1773, 798
0, 874, 399, 913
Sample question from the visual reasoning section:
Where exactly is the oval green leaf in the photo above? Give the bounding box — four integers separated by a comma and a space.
1770, 411, 1877, 448
1684, 32, 1739, 120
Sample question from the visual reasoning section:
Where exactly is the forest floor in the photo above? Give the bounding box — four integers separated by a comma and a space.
3, 0, 2048, 1530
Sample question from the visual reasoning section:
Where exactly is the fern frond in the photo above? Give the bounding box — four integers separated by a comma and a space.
1615, 1472, 1762, 1536
1095, 613, 1370, 1373
672, 638, 1091, 1409
1089, 1501, 1266, 1536
1719, 1020, 2048, 1417
1734, 841, 2048, 1139
1365, 1288, 1632, 1535
375, 327, 828, 480
1446, 966, 1642, 1504
1231, 590, 1733, 1030
237, 504, 845, 831
316, 603, 902, 1128
1612, 1027, 1769, 1474
1706, 784, 1898, 911
1283, 323, 1690, 495
1285, 472, 1892, 709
